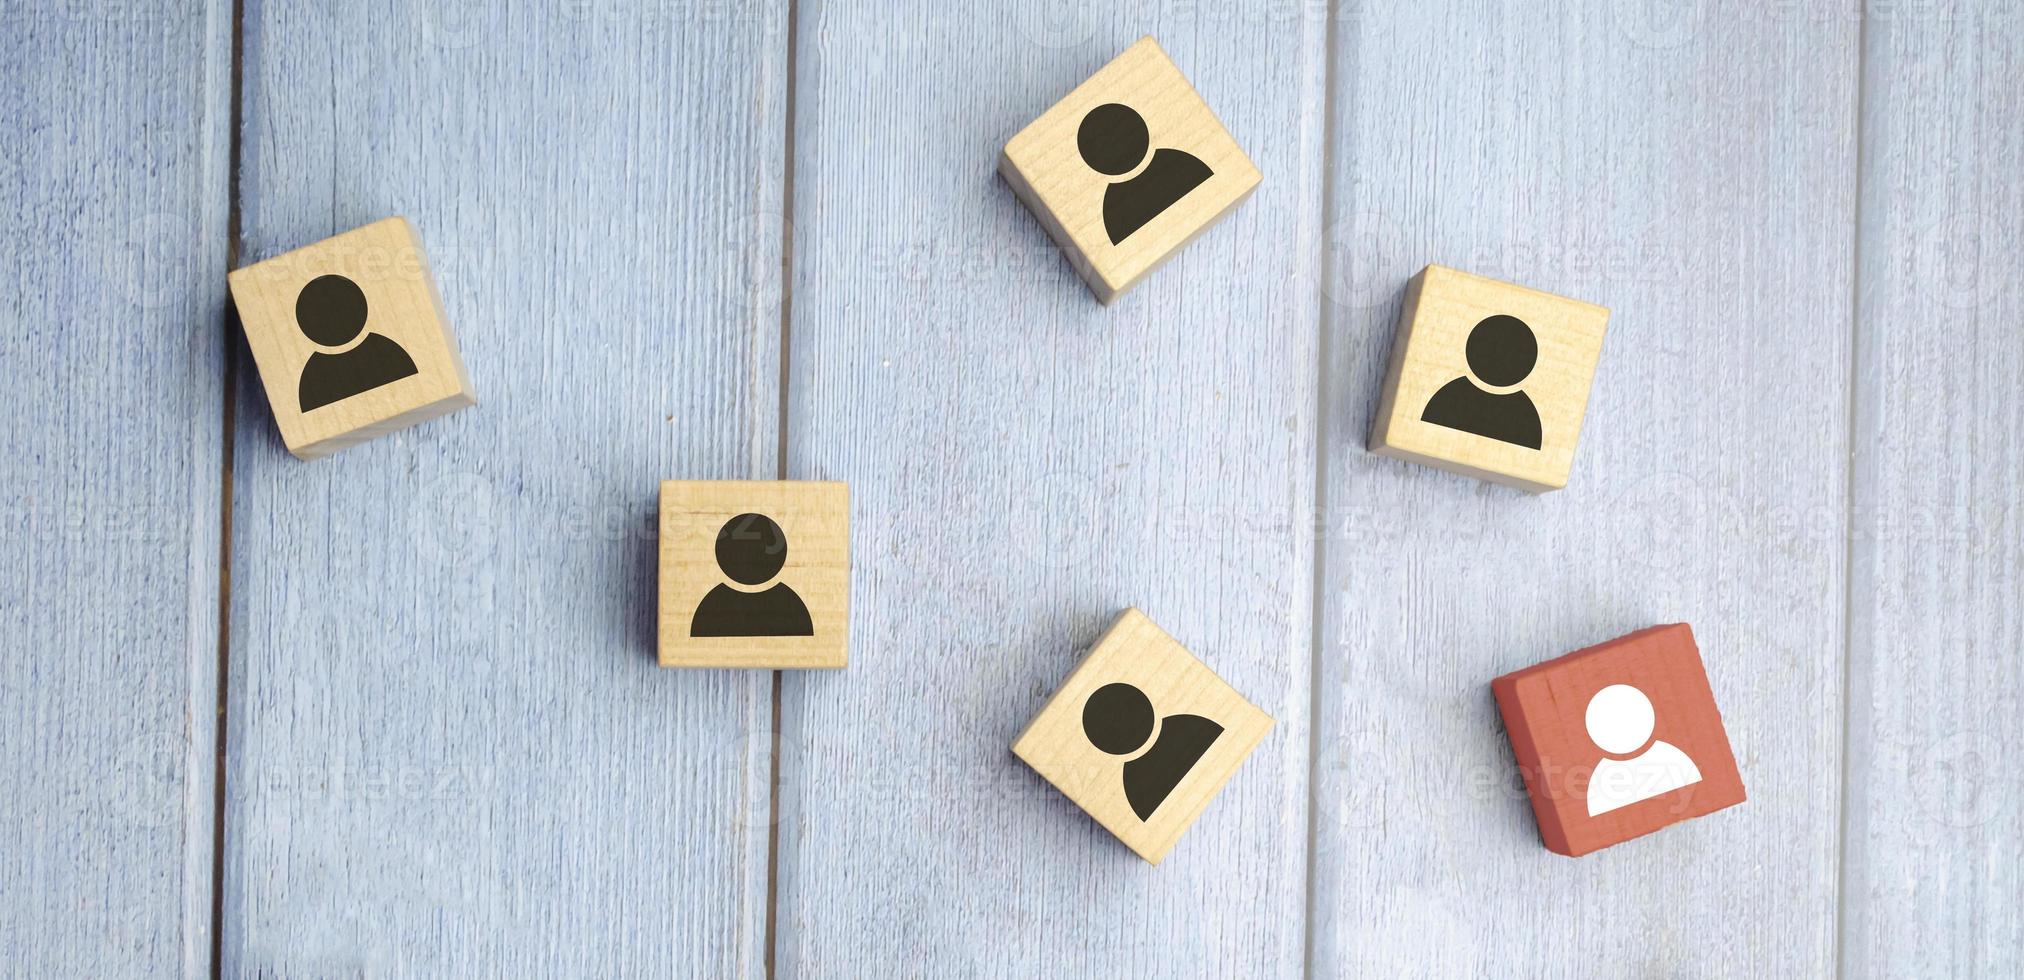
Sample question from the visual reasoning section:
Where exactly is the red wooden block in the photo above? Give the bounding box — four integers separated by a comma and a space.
1492, 624, 1745, 856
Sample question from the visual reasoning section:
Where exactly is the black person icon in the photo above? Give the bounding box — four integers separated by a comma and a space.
293, 274, 420, 412
1419, 314, 1545, 449
690, 513, 814, 637
1077, 102, 1214, 245
1082, 682, 1223, 821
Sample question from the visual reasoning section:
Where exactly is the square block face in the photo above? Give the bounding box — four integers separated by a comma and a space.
657, 481, 849, 669
999, 36, 1260, 303
1012, 609, 1273, 864
1492, 624, 1745, 856
1369, 264, 1610, 491
227, 217, 475, 460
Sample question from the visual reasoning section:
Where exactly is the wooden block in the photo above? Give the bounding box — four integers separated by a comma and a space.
1492, 624, 1745, 857
999, 36, 1260, 304
1013, 608, 1273, 864
1368, 264, 1610, 491
656, 481, 849, 669
226, 217, 475, 460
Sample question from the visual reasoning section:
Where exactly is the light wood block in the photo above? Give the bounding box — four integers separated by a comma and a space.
657, 480, 849, 669
999, 36, 1261, 304
1368, 264, 1609, 491
227, 216, 475, 460
1492, 624, 1746, 857
1013, 608, 1273, 865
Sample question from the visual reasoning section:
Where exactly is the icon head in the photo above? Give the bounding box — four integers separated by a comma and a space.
1585, 684, 1657, 756
714, 513, 788, 585
1464, 314, 1537, 388
1077, 103, 1150, 176
295, 274, 369, 348
1082, 682, 1156, 755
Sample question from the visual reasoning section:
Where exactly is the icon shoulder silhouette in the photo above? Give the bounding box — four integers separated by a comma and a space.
1121, 712, 1223, 820
1103, 147, 1214, 244
690, 582, 814, 637
1419, 378, 1543, 450
297, 334, 420, 412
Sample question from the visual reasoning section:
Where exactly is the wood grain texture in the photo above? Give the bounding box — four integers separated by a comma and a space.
658, 481, 850, 669
1311, 1, 1857, 974
222, 1, 787, 974
226, 216, 475, 459
999, 35, 1262, 303
10, 3, 2024, 974
0, 4, 230, 976
772, 4, 1326, 975
1842, 4, 2024, 975
1368, 264, 1612, 492
1492, 623, 1747, 857
1011, 608, 1277, 866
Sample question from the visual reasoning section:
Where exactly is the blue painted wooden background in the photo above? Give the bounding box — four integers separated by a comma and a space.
3, 0, 2018, 976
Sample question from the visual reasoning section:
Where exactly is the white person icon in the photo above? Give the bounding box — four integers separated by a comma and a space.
1583, 683, 1703, 816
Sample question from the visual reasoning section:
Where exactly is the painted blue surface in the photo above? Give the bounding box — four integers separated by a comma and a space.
1, 1, 2017, 976
1, 3, 230, 975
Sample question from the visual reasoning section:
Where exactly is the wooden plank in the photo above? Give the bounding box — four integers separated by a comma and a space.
1843, 5, 2024, 975
222, 3, 786, 973
1311, 2, 1857, 973
0, 4, 231, 976
771, 6, 1326, 974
